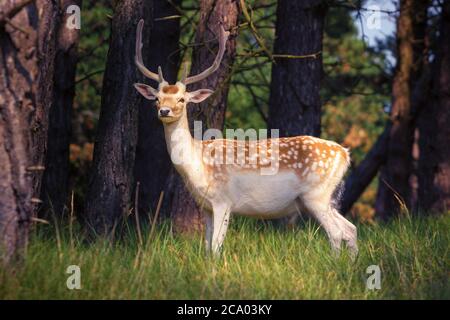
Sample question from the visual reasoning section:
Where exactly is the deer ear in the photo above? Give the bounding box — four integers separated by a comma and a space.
134, 83, 158, 100
187, 89, 214, 103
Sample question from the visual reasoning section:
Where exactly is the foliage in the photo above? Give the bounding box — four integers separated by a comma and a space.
70, 1, 113, 207
1, 215, 448, 299
322, 7, 390, 163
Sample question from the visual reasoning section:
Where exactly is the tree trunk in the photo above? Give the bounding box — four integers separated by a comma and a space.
84, 1, 153, 236
41, 0, 82, 218
417, 1, 450, 213
0, 0, 58, 263
166, 0, 241, 234
134, 0, 181, 218
409, 0, 431, 212
375, 0, 427, 219
268, 0, 326, 137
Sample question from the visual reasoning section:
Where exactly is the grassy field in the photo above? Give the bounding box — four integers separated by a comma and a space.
0, 214, 448, 299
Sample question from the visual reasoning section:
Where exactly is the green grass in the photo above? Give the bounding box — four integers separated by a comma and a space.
1, 215, 449, 299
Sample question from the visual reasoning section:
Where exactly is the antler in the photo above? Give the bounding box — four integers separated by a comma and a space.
182, 25, 230, 85
135, 19, 165, 82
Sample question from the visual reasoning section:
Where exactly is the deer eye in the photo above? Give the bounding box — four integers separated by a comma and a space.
178, 98, 185, 103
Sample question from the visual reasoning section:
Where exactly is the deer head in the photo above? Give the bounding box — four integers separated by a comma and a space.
134, 19, 230, 124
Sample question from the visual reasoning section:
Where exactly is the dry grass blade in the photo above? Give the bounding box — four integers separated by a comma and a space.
148, 191, 164, 242
134, 182, 143, 247
30, 217, 49, 224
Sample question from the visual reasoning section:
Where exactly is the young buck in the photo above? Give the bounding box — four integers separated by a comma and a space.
134, 20, 358, 256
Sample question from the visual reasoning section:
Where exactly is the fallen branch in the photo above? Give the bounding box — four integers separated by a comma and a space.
340, 123, 391, 214
340, 70, 430, 214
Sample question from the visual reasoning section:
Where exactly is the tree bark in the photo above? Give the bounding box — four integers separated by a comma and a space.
84, 0, 153, 236
375, 0, 428, 219
41, 0, 82, 218
0, 0, 58, 263
134, 0, 181, 218
409, 0, 429, 210
166, 0, 241, 234
416, 1, 450, 213
268, 0, 327, 137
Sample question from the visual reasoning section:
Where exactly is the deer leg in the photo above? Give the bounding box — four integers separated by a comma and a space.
211, 202, 231, 255
331, 208, 358, 257
204, 212, 213, 252
299, 198, 344, 254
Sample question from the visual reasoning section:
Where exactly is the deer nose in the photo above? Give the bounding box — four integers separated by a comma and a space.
159, 109, 170, 117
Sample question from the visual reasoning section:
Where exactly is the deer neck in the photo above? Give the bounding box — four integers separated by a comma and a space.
162, 113, 206, 186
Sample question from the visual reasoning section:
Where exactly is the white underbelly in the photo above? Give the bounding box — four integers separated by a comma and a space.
224, 171, 304, 218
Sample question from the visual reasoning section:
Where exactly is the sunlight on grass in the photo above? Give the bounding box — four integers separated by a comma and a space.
0, 215, 448, 299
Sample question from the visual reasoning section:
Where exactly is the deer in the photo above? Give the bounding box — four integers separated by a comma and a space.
133, 20, 358, 257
